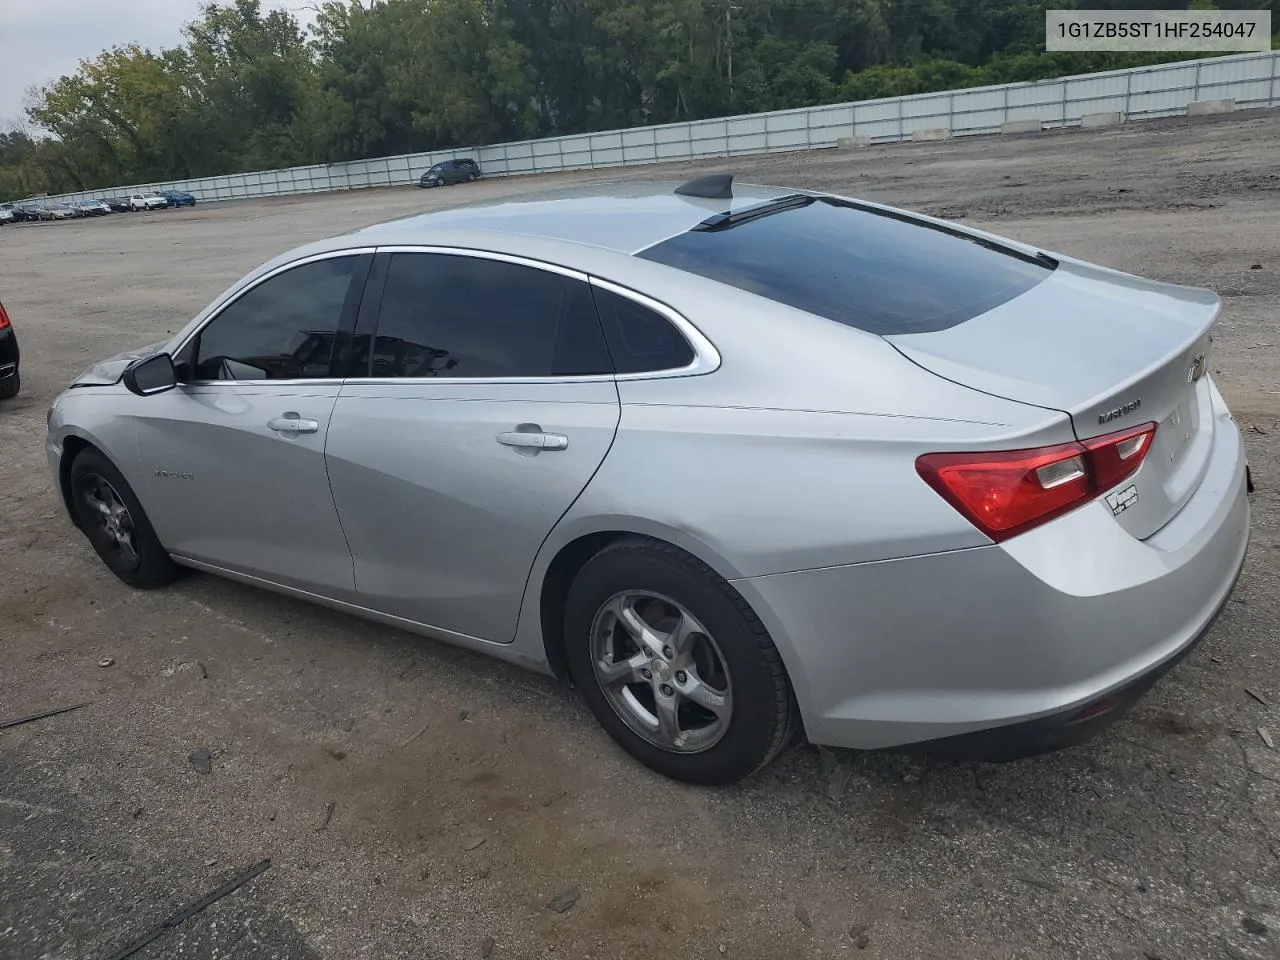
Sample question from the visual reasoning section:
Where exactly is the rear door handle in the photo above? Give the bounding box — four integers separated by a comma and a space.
496, 430, 568, 451
268, 415, 320, 434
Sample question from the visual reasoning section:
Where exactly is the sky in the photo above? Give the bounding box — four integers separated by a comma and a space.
0, 0, 318, 128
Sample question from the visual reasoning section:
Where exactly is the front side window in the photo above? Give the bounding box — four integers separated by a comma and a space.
192, 256, 359, 381
366, 253, 611, 379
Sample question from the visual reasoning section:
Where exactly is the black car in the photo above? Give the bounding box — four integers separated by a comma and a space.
418, 158, 481, 187
105, 197, 132, 213
3, 203, 39, 222
0, 300, 19, 400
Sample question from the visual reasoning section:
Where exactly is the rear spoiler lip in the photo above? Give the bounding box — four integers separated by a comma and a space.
1042, 258, 1224, 428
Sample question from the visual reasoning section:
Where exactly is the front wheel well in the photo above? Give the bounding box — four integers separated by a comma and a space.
58, 435, 93, 529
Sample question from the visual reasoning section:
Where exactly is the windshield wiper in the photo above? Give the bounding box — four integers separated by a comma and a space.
691, 194, 815, 232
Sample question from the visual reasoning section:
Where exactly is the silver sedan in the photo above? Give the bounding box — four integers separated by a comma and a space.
45, 176, 1252, 784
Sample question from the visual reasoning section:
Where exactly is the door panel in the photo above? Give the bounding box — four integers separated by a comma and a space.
136, 384, 356, 595
325, 380, 619, 641
135, 251, 369, 595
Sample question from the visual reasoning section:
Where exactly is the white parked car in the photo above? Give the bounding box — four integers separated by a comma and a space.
43, 176, 1252, 784
129, 193, 168, 211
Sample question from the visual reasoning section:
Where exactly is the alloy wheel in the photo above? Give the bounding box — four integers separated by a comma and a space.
80, 473, 140, 570
589, 591, 733, 753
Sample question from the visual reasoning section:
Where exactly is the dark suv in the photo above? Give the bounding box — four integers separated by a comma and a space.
418, 158, 481, 188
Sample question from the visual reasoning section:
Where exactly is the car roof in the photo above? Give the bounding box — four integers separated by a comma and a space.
354, 179, 794, 254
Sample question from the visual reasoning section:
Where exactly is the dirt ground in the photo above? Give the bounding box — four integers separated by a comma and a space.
2, 108, 1279, 960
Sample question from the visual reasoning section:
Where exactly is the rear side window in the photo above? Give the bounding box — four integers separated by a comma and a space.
637, 197, 1054, 335
591, 286, 695, 374
367, 253, 611, 378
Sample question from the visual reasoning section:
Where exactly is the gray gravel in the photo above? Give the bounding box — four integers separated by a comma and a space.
2, 107, 1279, 960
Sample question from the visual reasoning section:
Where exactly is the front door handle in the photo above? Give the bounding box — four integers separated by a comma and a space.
268, 414, 320, 434
496, 429, 568, 452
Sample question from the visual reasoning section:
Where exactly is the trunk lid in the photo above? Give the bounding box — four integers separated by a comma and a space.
886, 258, 1220, 540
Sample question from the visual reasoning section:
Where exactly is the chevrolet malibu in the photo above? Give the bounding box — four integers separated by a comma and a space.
45, 176, 1252, 785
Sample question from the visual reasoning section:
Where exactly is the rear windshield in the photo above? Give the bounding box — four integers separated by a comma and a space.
637, 196, 1054, 335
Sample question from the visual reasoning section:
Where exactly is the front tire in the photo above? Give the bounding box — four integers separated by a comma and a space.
564, 537, 798, 785
69, 448, 181, 589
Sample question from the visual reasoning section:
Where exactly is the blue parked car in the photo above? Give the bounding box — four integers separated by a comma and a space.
161, 190, 197, 207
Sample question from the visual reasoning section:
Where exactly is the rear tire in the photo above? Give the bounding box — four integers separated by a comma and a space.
0, 372, 18, 399
69, 448, 181, 589
564, 537, 798, 785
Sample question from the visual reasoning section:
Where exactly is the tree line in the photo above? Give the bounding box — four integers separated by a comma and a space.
2, 0, 1276, 200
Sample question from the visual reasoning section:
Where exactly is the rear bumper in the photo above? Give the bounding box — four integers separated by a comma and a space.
0, 327, 18, 377
738, 385, 1251, 753
894, 541, 1244, 761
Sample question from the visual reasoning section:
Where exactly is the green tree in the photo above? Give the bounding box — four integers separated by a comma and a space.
7, 0, 1276, 201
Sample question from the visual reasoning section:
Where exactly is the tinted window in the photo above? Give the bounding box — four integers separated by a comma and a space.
193, 256, 358, 380
591, 286, 695, 374
637, 197, 1054, 335
368, 253, 611, 378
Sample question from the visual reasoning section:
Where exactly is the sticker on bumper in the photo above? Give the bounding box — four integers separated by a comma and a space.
1106, 483, 1139, 516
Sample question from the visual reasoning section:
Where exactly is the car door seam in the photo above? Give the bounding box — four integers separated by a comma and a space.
320, 384, 359, 593
509, 377, 624, 643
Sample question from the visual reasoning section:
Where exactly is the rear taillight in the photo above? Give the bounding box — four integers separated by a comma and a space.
916, 422, 1157, 542
0, 302, 9, 330
1083, 422, 1155, 491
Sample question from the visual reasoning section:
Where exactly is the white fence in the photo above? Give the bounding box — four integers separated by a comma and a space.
40, 50, 1280, 206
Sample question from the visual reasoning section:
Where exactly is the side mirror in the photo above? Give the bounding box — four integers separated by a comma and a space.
123, 352, 178, 396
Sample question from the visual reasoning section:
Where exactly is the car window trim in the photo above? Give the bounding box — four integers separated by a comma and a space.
587, 275, 720, 381
171, 248, 375, 387
347, 251, 391, 379
349, 244, 720, 385
327, 252, 377, 379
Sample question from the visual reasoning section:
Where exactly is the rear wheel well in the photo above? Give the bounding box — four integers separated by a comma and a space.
59, 435, 92, 529
538, 533, 769, 688
540, 532, 626, 681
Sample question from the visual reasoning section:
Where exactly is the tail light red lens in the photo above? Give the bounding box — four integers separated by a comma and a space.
1083, 422, 1156, 492
0, 302, 9, 331
916, 422, 1157, 542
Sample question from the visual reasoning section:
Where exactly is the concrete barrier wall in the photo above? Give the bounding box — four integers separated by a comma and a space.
39, 50, 1280, 207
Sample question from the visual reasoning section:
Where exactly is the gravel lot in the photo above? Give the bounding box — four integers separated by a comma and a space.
2, 108, 1279, 960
